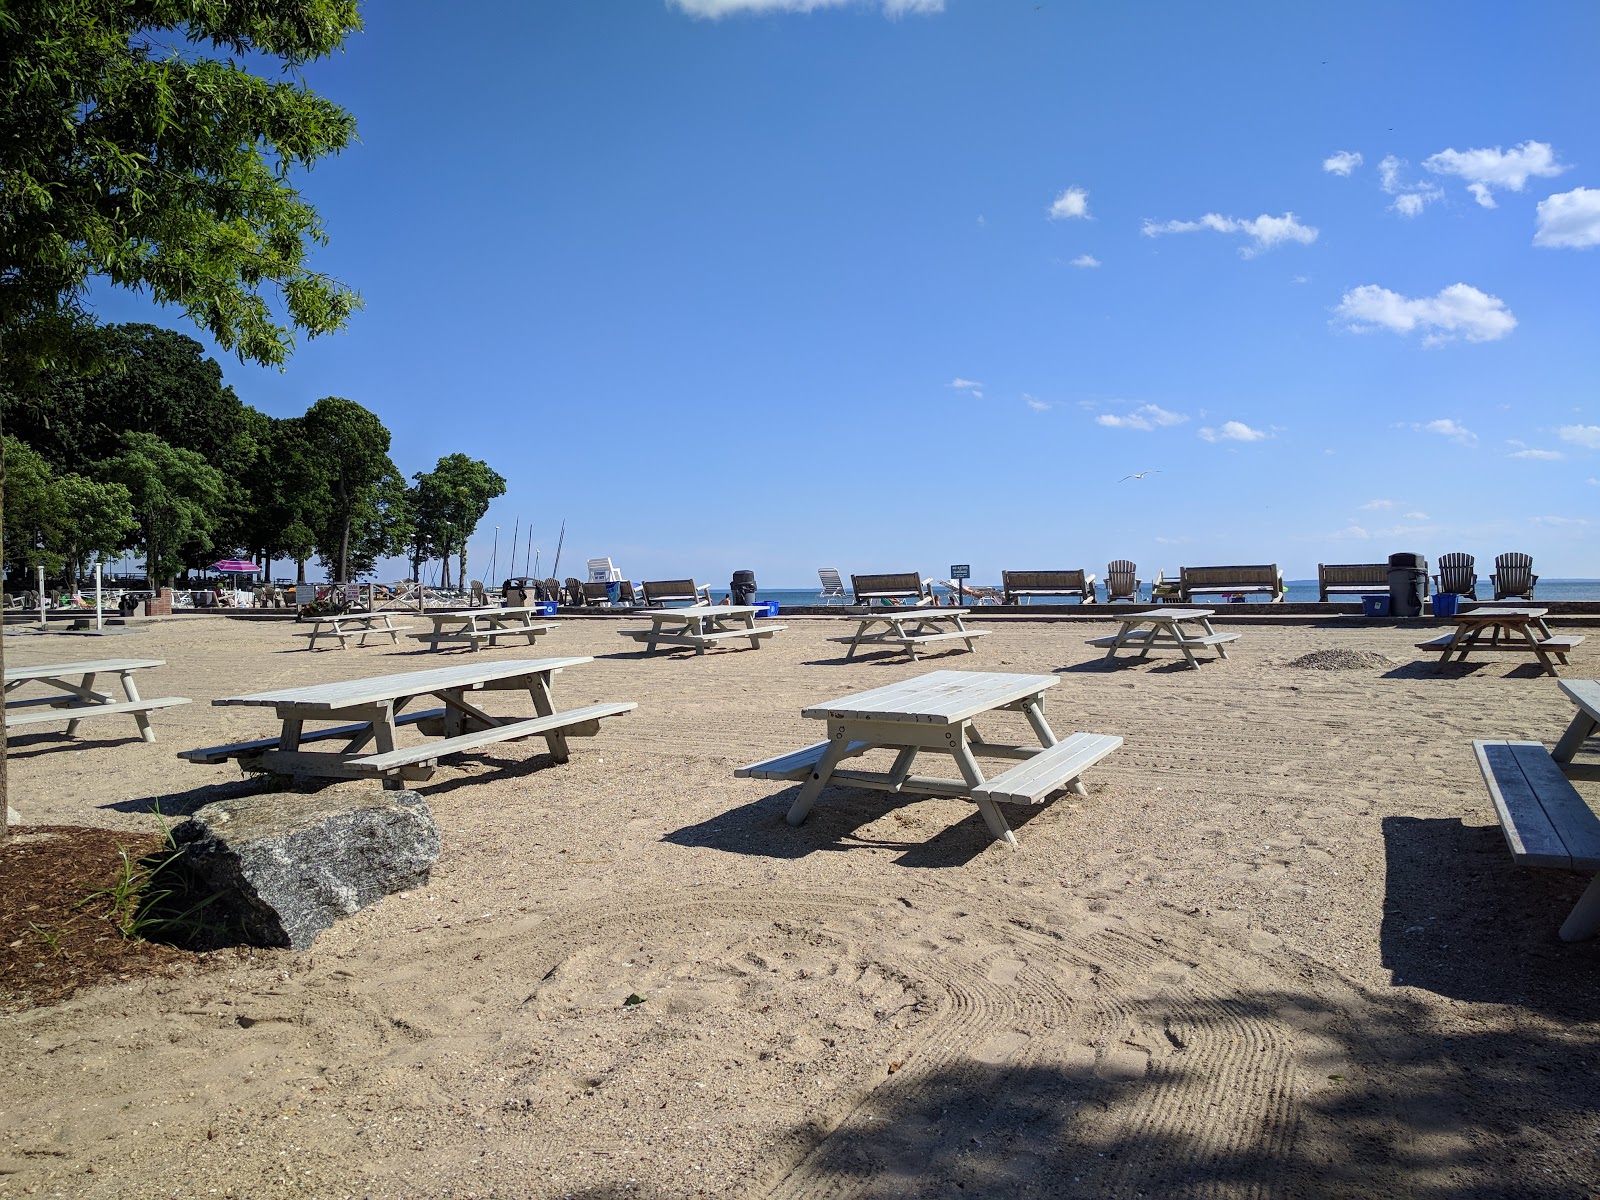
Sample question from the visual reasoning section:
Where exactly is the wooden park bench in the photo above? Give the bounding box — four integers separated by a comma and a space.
1179, 564, 1284, 603
850, 572, 935, 606
639, 579, 713, 607
1001, 570, 1097, 604
1317, 563, 1390, 603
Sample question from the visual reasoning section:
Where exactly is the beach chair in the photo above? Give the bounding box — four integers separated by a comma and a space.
1433, 553, 1478, 598
941, 580, 1003, 605
540, 577, 562, 603
470, 579, 486, 607
1106, 560, 1141, 602
1000, 570, 1097, 604
817, 568, 848, 604
1491, 552, 1537, 601
1149, 571, 1182, 604
641, 579, 713, 607
564, 577, 587, 607
588, 557, 622, 583
851, 573, 935, 607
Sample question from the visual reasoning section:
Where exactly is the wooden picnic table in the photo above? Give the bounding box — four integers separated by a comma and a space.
301, 610, 413, 651
413, 606, 556, 653
4, 658, 190, 743
1417, 606, 1583, 677
736, 669, 1121, 849
831, 608, 989, 662
1086, 607, 1239, 669
620, 605, 785, 655
181, 657, 635, 787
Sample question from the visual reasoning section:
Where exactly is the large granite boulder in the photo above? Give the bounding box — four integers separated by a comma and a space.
173, 789, 440, 950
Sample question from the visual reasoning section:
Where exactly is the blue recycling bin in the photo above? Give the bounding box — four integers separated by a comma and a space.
1361, 594, 1390, 618
1432, 592, 1461, 617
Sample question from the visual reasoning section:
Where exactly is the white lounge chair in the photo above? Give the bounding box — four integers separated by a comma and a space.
818, 568, 847, 604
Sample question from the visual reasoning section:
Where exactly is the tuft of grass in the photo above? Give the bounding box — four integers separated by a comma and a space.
30, 923, 65, 957
74, 809, 224, 944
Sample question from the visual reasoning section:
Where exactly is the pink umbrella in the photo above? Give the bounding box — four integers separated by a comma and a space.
210, 560, 260, 573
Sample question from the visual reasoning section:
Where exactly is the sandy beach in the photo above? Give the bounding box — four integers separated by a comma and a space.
2, 612, 1598, 1198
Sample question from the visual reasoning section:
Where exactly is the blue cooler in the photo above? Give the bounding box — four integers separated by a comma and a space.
1432, 592, 1461, 617
759, 601, 779, 617
1361, 594, 1390, 618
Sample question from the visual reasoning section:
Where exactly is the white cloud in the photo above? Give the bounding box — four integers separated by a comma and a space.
1048, 187, 1090, 221
1590, 478, 1600, 487
672, 0, 942, 14
948, 377, 982, 391
1198, 420, 1268, 443
1533, 515, 1589, 528
1405, 511, 1431, 521
1534, 187, 1600, 249
1423, 140, 1567, 208
1070, 254, 1101, 268
1360, 499, 1396, 510
1024, 395, 1051, 412
1378, 156, 1443, 217
1334, 283, 1516, 344
1510, 448, 1565, 460
1408, 418, 1478, 447
1559, 424, 1600, 449
1323, 151, 1363, 176
1096, 404, 1188, 431
1292, 274, 1310, 284
1141, 212, 1317, 257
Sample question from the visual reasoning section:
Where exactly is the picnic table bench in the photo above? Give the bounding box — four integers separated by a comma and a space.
4, 659, 190, 743
180, 657, 634, 787
413, 606, 557, 652
300, 611, 413, 651
1416, 606, 1582, 677
1471, 680, 1600, 941
736, 669, 1122, 848
831, 609, 988, 662
1087, 608, 1240, 669
620, 605, 784, 655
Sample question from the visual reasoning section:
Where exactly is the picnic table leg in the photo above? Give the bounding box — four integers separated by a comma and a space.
1103, 622, 1133, 661
786, 733, 857, 826
528, 673, 571, 763
118, 671, 158, 743
886, 746, 919, 789
64, 672, 97, 738
844, 622, 865, 661
1553, 710, 1597, 764
1021, 698, 1060, 749
742, 610, 761, 650
1559, 877, 1600, 942
1519, 625, 1560, 677
950, 741, 1017, 848
1174, 632, 1202, 670
1435, 628, 1470, 671
281, 717, 304, 750
1137, 625, 1161, 660
954, 614, 980, 653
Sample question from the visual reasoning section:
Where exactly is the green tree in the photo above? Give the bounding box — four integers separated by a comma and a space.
301, 397, 398, 582
49, 474, 135, 588
410, 454, 506, 590
2, 435, 66, 576
101, 433, 226, 587
0, 0, 364, 832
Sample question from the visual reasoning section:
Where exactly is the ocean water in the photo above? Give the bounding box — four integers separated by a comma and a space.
735, 579, 1600, 607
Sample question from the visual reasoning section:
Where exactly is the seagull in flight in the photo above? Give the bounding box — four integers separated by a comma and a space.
1118, 470, 1160, 483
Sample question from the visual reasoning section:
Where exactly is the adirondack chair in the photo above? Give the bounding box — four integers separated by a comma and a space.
564, 577, 587, 606
1149, 571, 1182, 604
1106, 560, 1141, 602
1433, 552, 1477, 598
469, 579, 486, 607
540, 577, 562, 602
1491, 552, 1538, 600
817, 568, 848, 604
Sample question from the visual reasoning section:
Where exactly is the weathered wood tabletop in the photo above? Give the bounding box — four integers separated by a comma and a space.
1089, 608, 1240, 669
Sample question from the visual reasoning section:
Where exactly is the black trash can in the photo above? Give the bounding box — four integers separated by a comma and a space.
731, 569, 757, 607
1387, 552, 1428, 619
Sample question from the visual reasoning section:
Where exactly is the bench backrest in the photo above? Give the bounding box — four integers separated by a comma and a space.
642, 578, 703, 606
1436, 552, 1476, 593
1318, 563, 1387, 587
1002, 570, 1090, 593
818, 568, 846, 596
1106, 560, 1139, 599
851, 572, 929, 604
581, 581, 612, 603
1181, 564, 1281, 590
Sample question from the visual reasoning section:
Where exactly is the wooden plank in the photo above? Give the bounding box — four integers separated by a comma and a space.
971, 732, 1123, 804
735, 739, 873, 781
1511, 742, 1600, 869
5, 696, 190, 729
351, 701, 636, 771
4, 659, 164, 681
213, 658, 592, 710
180, 708, 447, 764
828, 629, 987, 647
802, 669, 1055, 724
1474, 740, 1582, 868
1417, 636, 1581, 654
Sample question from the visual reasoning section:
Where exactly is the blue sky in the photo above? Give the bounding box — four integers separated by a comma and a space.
93, 0, 1599, 584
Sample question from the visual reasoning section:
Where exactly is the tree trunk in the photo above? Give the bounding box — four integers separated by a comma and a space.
296, 557, 307, 584
459, 545, 467, 593
336, 476, 350, 583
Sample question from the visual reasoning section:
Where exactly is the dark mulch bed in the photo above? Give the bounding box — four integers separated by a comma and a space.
0, 824, 213, 1011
